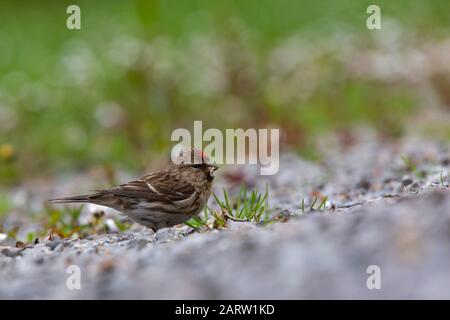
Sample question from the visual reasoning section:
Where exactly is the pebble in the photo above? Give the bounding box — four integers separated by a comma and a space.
1, 247, 23, 258
45, 240, 67, 251
409, 182, 422, 193
356, 178, 371, 190
402, 176, 414, 186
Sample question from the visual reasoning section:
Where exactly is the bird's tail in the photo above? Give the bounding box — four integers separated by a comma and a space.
49, 192, 103, 204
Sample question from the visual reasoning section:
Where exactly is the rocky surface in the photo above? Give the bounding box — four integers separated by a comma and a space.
0, 133, 449, 299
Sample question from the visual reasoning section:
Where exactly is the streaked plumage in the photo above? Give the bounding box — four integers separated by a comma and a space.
50, 149, 218, 231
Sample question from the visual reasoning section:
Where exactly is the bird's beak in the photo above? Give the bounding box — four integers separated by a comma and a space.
211, 165, 220, 171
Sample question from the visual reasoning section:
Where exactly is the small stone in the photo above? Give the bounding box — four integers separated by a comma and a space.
128, 237, 149, 250
15, 241, 26, 248
356, 178, 371, 190
34, 257, 45, 265
383, 177, 394, 184
410, 182, 421, 193
155, 228, 178, 243
272, 209, 291, 222
1, 247, 23, 258
45, 240, 67, 251
105, 219, 119, 233
53, 243, 65, 253
402, 176, 414, 186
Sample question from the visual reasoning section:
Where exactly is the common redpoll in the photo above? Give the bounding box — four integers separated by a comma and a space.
50, 149, 219, 231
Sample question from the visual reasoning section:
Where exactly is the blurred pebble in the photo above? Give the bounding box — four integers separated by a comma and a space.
402, 176, 414, 186
1, 247, 23, 258
45, 240, 67, 251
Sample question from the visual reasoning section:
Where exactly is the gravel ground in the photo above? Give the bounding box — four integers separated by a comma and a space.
0, 133, 449, 299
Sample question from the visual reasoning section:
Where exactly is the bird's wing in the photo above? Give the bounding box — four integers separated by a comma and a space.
106, 170, 196, 202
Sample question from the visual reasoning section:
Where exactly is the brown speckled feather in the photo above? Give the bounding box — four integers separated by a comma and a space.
50, 161, 219, 231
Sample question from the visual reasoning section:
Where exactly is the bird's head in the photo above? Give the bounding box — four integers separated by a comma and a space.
172, 147, 219, 182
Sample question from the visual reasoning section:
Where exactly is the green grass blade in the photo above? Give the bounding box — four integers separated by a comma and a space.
318, 196, 328, 211
310, 197, 318, 210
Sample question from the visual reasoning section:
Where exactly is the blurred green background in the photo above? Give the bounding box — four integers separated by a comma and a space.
1, 0, 449, 184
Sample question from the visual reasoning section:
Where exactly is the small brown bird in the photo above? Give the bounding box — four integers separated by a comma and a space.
50, 149, 219, 231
